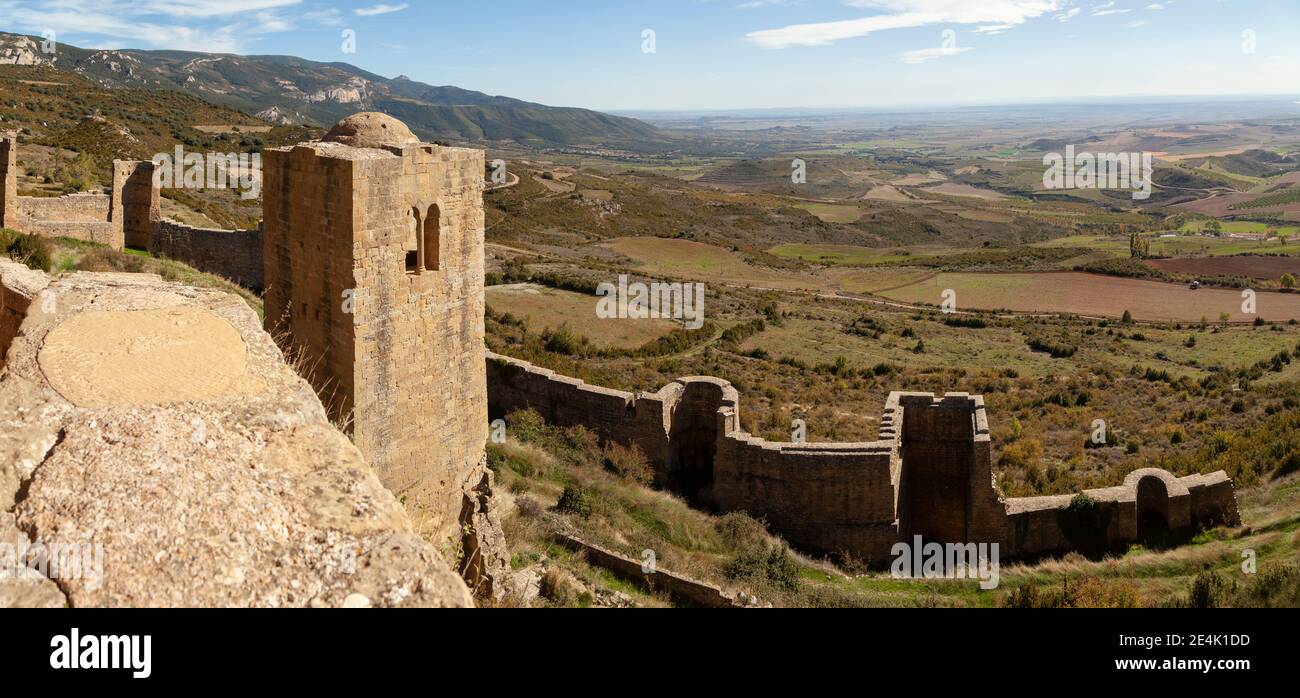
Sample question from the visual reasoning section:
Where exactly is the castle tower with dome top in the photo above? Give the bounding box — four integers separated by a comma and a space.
262, 112, 488, 543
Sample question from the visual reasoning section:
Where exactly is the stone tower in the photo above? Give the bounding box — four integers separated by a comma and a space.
1, 133, 16, 230
262, 113, 488, 542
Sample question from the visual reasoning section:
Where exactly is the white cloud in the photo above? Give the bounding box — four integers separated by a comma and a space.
136, 1, 303, 19
355, 3, 409, 17
975, 24, 1016, 35
745, 0, 1063, 48
1122, 20, 1148, 28
1056, 8, 1082, 22
0, 0, 327, 53
1092, 3, 1131, 16
900, 45, 973, 63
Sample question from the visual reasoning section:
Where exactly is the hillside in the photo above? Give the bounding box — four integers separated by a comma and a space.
0, 32, 666, 150
0, 63, 318, 192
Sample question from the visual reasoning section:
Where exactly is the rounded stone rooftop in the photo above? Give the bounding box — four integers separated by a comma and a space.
321, 112, 420, 149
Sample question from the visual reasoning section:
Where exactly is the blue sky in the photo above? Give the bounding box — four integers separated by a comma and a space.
1, 1, 1297, 111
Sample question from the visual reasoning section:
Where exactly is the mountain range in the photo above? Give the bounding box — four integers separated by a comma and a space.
0, 32, 664, 149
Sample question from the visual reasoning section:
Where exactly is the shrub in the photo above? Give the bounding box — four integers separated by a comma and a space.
542, 324, 585, 355
1056, 494, 1113, 558
515, 496, 544, 519
2, 230, 52, 272
1232, 564, 1300, 608
724, 542, 800, 591
602, 441, 654, 485
998, 438, 1043, 469
714, 512, 768, 550
1027, 337, 1076, 358
539, 568, 579, 606
74, 247, 145, 273
943, 315, 988, 329
1187, 569, 1229, 609
1002, 577, 1139, 608
555, 485, 594, 519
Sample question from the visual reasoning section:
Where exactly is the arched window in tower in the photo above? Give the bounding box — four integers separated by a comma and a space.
424, 204, 441, 272
405, 207, 422, 273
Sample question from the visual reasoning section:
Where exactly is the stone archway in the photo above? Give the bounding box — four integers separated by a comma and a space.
1136, 475, 1170, 544
665, 380, 727, 509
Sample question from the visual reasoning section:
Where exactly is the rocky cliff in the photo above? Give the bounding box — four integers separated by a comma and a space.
0, 261, 473, 607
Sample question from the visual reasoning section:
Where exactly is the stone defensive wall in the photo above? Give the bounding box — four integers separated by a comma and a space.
1, 135, 158, 251
486, 351, 1240, 564
1004, 468, 1239, 557
151, 218, 264, 290
12, 192, 116, 245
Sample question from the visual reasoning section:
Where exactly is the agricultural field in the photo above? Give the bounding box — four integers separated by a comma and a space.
1033, 232, 1300, 258
1146, 256, 1300, 281
790, 202, 864, 224
594, 237, 834, 292
877, 271, 1300, 323
486, 284, 679, 349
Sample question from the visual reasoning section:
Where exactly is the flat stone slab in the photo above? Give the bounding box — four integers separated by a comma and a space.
38, 307, 264, 407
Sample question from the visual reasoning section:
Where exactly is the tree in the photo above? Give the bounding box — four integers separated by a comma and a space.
1204, 220, 1222, 236
1128, 232, 1150, 259
1283, 273, 1297, 290
1122, 310, 1134, 324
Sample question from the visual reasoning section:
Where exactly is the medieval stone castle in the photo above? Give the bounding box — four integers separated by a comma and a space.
0, 113, 1239, 606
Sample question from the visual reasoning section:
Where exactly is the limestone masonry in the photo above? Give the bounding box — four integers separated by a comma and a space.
261, 113, 491, 551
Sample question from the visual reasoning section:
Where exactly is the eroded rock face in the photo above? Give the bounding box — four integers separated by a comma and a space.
0, 268, 473, 607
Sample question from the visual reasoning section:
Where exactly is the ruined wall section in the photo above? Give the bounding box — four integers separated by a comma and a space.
1003, 468, 1240, 557
486, 352, 905, 561
0, 135, 157, 251
153, 219, 263, 290
714, 434, 900, 562
13, 194, 118, 247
